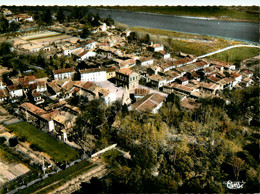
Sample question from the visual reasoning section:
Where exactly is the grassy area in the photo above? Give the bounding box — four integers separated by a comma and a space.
208, 47, 260, 63
101, 6, 260, 22
7, 122, 79, 163
132, 27, 241, 56
19, 159, 94, 194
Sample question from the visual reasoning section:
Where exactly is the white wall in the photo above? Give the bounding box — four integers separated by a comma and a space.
154, 46, 164, 52
152, 102, 164, 114
9, 89, 23, 98
81, 71, 107, 82
48, 120, 55, 132
104, 92, 116, 106
54, 72, 74, 80
80, 51, 96, 61
141, 60, 154, 66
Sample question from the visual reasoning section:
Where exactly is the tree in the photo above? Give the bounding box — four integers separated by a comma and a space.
43, 9, 53, 25
0, 15, 9, 33
80, 27, 90, 39
143, 34, 150, 44
104, 16, 114, 26
165, 93, 180, 108
91, 16, 100, 27
57, 8, 65, 23
229, 156, 244, 180
0, 41, 13, 56
128, 32, 138, 43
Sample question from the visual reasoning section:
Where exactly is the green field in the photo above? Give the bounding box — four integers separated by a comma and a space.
208, 47, 260, 63
7, 122, 79, 163
101, 6, 259, 22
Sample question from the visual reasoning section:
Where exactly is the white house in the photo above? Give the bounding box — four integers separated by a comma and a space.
80, 68, 107, 82
99, 89, 117, 106
231, 73, 243, 87
64, 47, 83, 56
32, 91, 44, 105
53, 68, 75, 80
149, 43, 164, 52
84, 40, 96, 50
101, 23, 107, 31
138, 57, 154, 66
24, 16, 34, 22
36, 81, 47, 92
7, 85, 23, 98
148, 74, 167, 88
77, 50, 96, 61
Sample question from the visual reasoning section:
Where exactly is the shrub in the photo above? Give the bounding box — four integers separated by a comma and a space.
9, 137, 18, 147
30, 143, 43, 152
0, 136, 6, 144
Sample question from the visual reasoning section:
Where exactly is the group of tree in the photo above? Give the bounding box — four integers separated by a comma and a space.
0, 41, 75, 83
0, 14, 20, 33
71, 88, 259, 193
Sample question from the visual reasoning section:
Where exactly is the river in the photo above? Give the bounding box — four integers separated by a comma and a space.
89, 8, 259, 43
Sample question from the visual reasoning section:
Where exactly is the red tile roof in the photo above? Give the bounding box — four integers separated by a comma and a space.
175, 57, 193, 65
7, 84, 22, 91
19, 76, 36, 83
80, 68, 106, 74
106, 67, 117, 73
53, 68, 75, 74
181, 98, 201, 110
21, 102, 47, 115
32, 91, 41, 98
117, 68, 134, 75
77, 50, 90, 58
0, 88, 9, 98
131, 93, 165, 112
47, 82, 61, 93
134, 88, 150, 96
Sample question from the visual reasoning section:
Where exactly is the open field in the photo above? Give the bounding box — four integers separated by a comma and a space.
101, 6, 260, 22
207, 47, 260, 63
7, 122, 79, 163
132, 27, 242, 56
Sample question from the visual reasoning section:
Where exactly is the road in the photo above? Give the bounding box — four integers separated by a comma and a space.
196, 44, 260, 59
28, 64, 45, 70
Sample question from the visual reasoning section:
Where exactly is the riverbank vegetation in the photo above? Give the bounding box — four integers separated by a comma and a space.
100, 6, 260, 22
131, 27, 243, 57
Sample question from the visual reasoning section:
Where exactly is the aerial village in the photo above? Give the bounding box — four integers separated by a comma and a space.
0, 7, 257, 190
0, 7, 255, 143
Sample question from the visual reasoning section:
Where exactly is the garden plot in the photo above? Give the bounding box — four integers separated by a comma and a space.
0, 159, 30, 187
